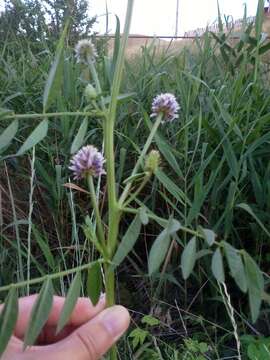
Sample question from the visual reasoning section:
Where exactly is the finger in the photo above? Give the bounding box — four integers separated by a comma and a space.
13, 294, 106, 339
1, 336, 23, 360
31, 305, 130, 360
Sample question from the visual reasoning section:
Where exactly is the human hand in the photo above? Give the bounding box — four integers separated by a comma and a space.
1, 294, 130, 360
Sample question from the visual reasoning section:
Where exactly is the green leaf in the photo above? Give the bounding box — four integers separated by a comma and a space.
112, 14, 121, 77
43, 22, 69, 111
211, 248, 225, 283
87, 262, 102, 306
139, 207, 149, 225
243, 251, 264, 323
156, 169, 191, 206
223, 241, 247, 293
237, 203, 270, 238
200, 228, 216, 246
0, 120, 18, 153
112, 214, 142, 267
57, 272, 81, 334
24, 278, 54, 347
255, 0, 264, 40
148, 218, 181, 275
0, 287, 18, 356
141, 315, 160, 326
17, 119, 48, 156
129, 328, 149, 349
70, 118, 88, 154
181, 237, 197, 280
32, 226, 55, 270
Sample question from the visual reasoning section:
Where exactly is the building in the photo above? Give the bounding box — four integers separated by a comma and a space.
264, 1, 270, 14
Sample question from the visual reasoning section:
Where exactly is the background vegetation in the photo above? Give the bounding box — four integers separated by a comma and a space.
1, 0, 270, 358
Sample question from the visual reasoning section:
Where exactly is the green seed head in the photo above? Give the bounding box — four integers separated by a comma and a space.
85, 84, 98, 101
145, 150, 161, 174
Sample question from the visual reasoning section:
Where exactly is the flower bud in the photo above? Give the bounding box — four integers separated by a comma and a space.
145, 150, 161, 174
85, 84, 98, 101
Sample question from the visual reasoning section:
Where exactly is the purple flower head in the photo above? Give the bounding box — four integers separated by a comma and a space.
151, 93, 180, 122
69, 145, 105, 180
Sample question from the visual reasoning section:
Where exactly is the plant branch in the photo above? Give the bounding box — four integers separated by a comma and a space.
119, 113, 163, 205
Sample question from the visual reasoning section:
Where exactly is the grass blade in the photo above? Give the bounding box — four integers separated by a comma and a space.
112, 213, 141, 267
0, 119, 18, 153
24, 278, 54, 347
181, 237, 197, 279
87, 262, 102, 306
0, 287, 18, 356
16, 120, 48, 156
148, 218, 181, 275
57, 272, 81, 334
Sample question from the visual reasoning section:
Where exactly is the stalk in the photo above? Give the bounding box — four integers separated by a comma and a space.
87, 56, 106, 111
4, 111, 104, 120
103, 2, 134, 358
119, 113, 163, 205
87, 175, 105, 247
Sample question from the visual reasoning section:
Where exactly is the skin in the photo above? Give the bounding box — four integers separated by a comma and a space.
1, 294, 130, 360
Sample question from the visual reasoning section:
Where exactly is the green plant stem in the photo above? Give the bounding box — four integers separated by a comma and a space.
4, 163, 24, 289
0, 259, 105, 293
119, 113, 163, 205
103, 3, 134, 359
122, 207, 203, 238
123, 173, 151, 207
3, 111, 104, 120
87, 57, 106, 111
87, 175, 105, 247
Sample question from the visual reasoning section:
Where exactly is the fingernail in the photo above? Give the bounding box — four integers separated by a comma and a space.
102, 305, 130, 340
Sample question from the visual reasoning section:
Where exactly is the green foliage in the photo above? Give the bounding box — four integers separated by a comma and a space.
181, 236, 197, 279
112, 213, 142, 267
24, 278, 54, 347
129, 328, 149, 349
242, 335, 270, 360
0, 287, 18, 356
57, 271, 81, 334
0, 0, 96, 44
182, 338, 209, 360
87, 262, 102, 306
148, 218, 181, 275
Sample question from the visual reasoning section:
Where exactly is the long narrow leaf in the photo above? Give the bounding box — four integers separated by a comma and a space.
57, 272, 81, 334
0, 287, 18, 356
181, 237, 197, 279
0, 120, 18, 153
112, 214, 141, 267
43, 22, 69, 111
17, 120, 48, 156
148, 218, 181, 275
70, 118, 88, 154
87, 262, 102, 306
24, 278, 54, 347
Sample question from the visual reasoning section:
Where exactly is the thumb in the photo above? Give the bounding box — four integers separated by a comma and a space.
48, 305, 130, 360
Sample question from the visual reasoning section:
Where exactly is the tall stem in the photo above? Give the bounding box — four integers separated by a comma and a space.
105, 0, 134, 257
87, 175, 105, 246
88, 58, 106, 112
103, 2, 134, 359
119, 113, 163, 205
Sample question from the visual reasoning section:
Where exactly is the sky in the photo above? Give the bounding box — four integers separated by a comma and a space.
90, 0, 259, 36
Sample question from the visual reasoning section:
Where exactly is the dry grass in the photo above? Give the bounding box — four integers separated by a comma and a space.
105, 16, 270, 59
